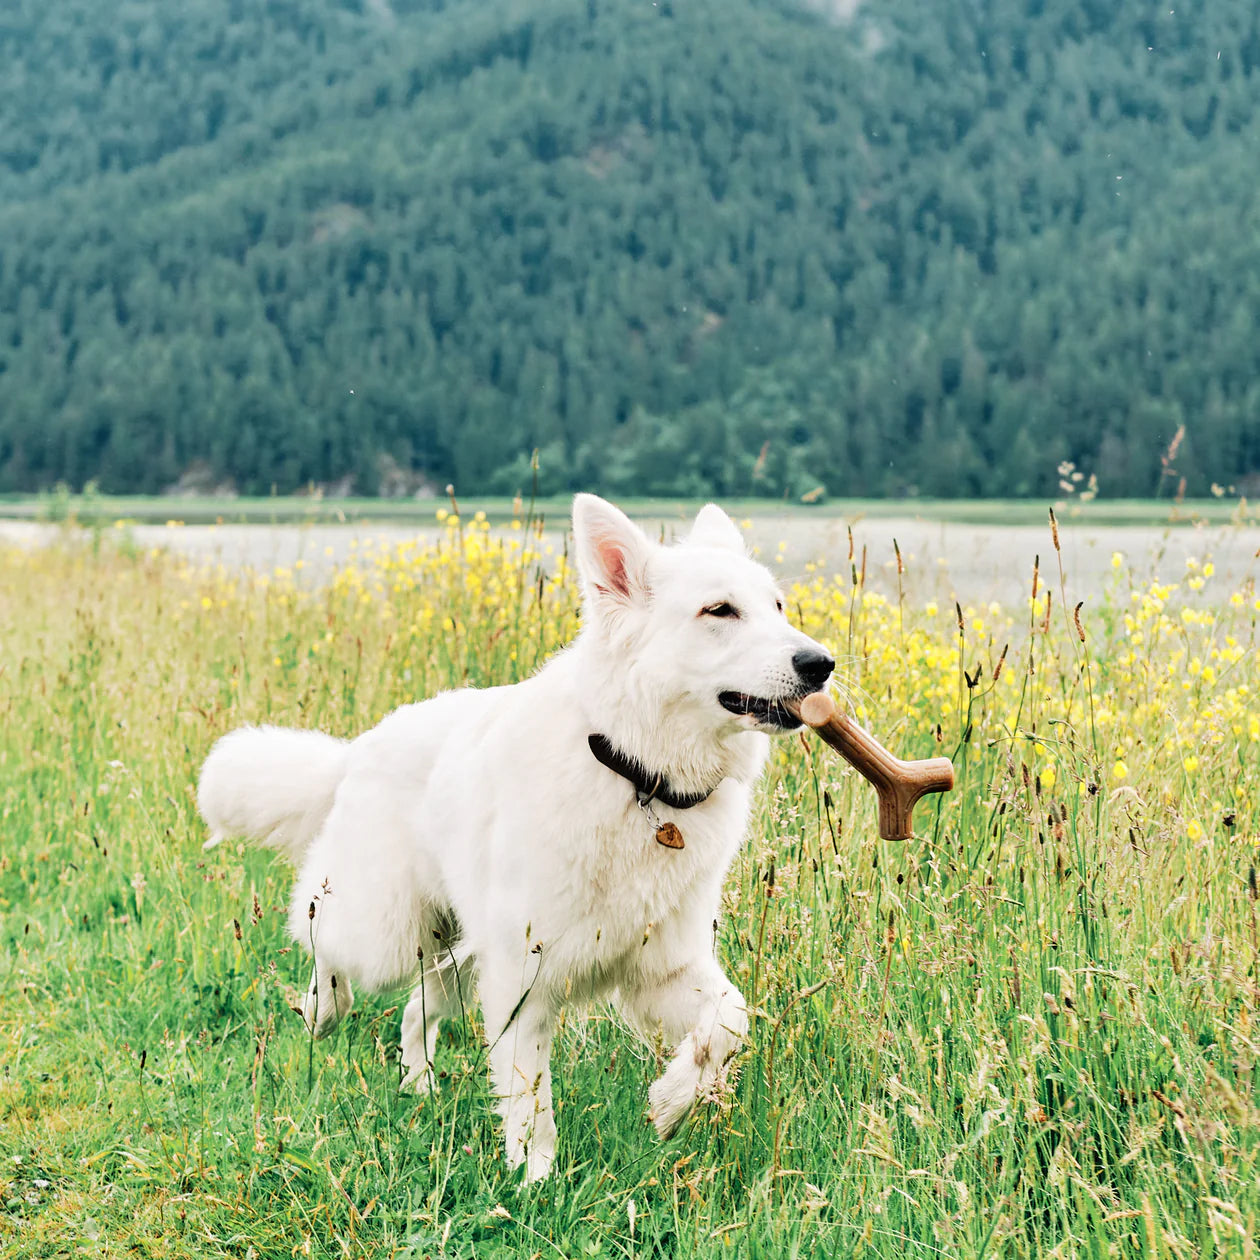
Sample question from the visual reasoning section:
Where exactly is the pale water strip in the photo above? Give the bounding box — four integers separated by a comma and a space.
2, 515, 1257, 609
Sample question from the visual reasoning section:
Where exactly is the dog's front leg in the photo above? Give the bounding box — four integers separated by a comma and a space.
620, 957, 748, 1140
481, 973, 558, 1182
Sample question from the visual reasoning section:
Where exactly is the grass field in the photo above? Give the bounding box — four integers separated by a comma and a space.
2, 512, 1258, 1258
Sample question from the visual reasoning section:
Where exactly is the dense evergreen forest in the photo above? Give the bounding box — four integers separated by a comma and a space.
2, 0, 1259, 499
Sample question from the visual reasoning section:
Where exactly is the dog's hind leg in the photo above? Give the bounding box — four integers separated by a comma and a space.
287, 780, 433, 1001
294, 961, 354, 1038
399, 953, 469, 1094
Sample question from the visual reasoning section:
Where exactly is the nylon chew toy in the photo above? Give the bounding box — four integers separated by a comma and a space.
796, 692, 955, 841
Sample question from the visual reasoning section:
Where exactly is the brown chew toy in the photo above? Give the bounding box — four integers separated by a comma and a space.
796, 692, 955, 841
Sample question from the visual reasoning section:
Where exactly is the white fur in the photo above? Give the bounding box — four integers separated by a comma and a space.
197, 726, 349, 860
197, 495, 832, 1180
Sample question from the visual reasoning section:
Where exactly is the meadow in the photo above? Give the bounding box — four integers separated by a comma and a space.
1, 508, 1258, 1258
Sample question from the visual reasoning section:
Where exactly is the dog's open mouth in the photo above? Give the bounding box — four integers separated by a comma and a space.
718, 691, 802, 730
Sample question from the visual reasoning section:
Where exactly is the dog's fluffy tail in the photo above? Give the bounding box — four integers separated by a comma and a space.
197, 727, 349, 861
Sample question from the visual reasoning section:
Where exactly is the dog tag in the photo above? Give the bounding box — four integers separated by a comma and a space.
655, 822, 684, 850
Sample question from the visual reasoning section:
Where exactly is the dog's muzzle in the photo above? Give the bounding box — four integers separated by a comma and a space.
717, 692, 803, 730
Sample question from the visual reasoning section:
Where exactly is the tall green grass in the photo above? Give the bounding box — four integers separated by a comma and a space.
1, 522, 1257, 1258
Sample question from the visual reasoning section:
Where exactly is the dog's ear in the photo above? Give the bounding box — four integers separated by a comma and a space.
573, 494, 653, 607
687, 503, 745, 553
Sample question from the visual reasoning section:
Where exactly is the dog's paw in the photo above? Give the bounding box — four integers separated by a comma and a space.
647, 1032, 705, 1140
286, 979, 352, 1038
647, 1080, 693, 1141
520, 1141, 556, 1184
400, 1060, 437, 1096
504, 1116, 558, 1183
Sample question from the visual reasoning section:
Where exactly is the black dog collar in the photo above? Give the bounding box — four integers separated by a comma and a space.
587, 734, 720, 811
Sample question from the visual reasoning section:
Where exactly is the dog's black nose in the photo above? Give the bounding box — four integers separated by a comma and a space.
792, 648, 834, 690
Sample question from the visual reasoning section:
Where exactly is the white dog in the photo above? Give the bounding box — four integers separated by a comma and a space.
198, 495, 834, 1180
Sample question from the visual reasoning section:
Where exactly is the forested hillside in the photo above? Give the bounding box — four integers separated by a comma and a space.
2, 0, 1259, 498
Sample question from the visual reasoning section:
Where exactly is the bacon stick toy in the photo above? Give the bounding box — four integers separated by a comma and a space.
795, 692, 955, 841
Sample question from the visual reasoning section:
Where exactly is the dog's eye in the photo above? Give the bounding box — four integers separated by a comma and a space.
775, 597, 784, 613
701, 602, 740, 619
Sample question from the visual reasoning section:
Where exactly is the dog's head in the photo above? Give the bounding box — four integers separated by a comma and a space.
572, 494, 834, 734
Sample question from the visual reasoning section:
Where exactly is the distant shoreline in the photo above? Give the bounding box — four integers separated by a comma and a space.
0, 492, 1252, 531
4, 505, 1257, 608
